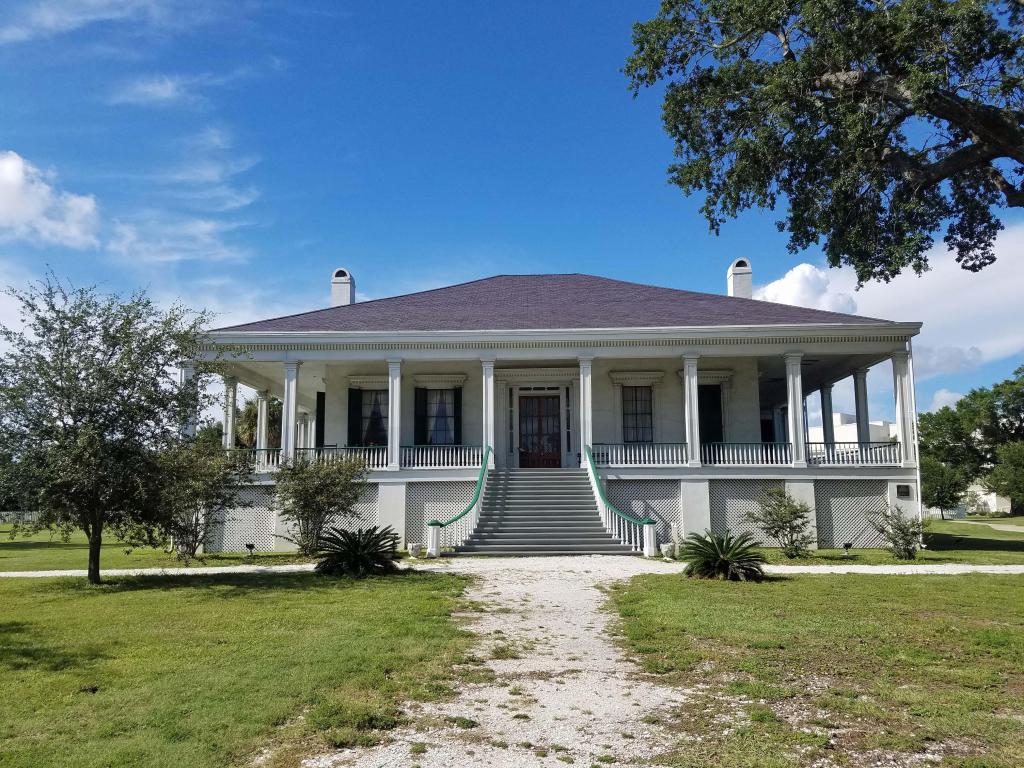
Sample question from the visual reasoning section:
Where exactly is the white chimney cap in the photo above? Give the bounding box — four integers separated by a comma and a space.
727, 258, 753, 299
331, 268, 355, 307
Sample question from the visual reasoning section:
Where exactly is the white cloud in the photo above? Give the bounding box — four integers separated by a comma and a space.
0, 0, 217, 45
0, 150, 99, 248
754, 225, 1024, 381
107, 215, 248, 264
107, 74, 194, 106
754, 263, 856, 314
927, 388, 965, 412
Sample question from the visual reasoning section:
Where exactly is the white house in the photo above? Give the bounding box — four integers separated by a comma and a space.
191, 260, 922, 555
808, 413, 898, 445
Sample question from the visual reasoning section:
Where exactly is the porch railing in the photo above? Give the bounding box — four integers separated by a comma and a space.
584, 446, 653, 553
428, 446, 492, 554
227, 448, 282, 471
400, 445, 483, 469
295, 446, 389, 470
701, 442, 792, 465
591, 442, 687, 467
807, 441, 902, 466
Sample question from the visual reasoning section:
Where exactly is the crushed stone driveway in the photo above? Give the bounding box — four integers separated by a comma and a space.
300, 556, 1024, 768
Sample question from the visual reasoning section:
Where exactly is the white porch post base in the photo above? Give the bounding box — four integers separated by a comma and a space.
427, 523, 441, 558
642, 522, 658, 557
681, 479, 711, 535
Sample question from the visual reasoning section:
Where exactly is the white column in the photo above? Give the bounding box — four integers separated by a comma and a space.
682, 354, 701, 466
297, 412, 310, 453
820, 384, 835, 445
784, 353, 807, 467
179, 362, 197, 438
387, 359, 402, 470
222, 375, 237, 449
481, 358, 496, 467
853, 367, 870, 443
255, 390, 270, 451
578, 356, 594, 465
891, 350, 916, 466
281, 362, 301, 461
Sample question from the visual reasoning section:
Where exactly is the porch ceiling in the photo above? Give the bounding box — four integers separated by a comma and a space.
757, 352, 894, 409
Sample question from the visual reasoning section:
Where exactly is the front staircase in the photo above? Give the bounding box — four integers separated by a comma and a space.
454, 469, 635, 555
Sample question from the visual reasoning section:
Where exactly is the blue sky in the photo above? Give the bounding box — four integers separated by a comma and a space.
1, 0, 1022, 422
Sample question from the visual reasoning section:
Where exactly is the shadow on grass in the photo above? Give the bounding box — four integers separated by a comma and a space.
925, 531, 1024, 554
0, 621, 109, 672
43, 567, 451, 598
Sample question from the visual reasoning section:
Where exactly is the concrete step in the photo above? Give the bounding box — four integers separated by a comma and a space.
454, 544, 636, 554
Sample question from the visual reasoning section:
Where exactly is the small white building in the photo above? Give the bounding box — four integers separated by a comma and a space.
809, 413, 898, 445
191, 260, 923, 554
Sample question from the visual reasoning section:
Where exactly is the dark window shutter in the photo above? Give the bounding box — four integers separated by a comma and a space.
414, 387, 428, 445
315, 392, 325, 448
453, 387, 463, 445
347, 388, 362, 446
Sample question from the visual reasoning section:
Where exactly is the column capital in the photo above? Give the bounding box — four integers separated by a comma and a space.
891, 350, 909, 363
854, 366, 870, 378
480, 358, 496, 371
577, 355, 594, 365
480, 354, 496, 364
223, 374, 238, 387
283, 360, 302, 372
681, 351, 700, 362
820, 382, 834, 393
256, 389, 270, 401
783, 351, 804, 365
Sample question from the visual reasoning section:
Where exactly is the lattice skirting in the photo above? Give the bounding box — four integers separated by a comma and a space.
815, 480, 888, 548
709, 479, 784, 543
606, 480, 681, 543
206, 486, 276, 552
405, 481, 476, 547
205, 483, 381, 553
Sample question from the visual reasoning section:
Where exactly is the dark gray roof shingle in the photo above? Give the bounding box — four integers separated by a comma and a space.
212, 274, 890, 333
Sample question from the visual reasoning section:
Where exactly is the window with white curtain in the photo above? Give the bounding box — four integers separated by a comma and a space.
361, 390, 388, 445
622, 385, 654, 443
426, 389, 456, 445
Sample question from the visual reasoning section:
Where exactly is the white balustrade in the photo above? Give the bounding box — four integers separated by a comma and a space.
294, 446, 389, 469
591, 443, 687, 467
701, 442, 793, 465
400, 445, 484, 469
807, 442, 902, 466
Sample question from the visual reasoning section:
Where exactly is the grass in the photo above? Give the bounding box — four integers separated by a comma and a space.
610, 573, 1024, 767
0, 524, 310, 571
0, 569, 472, 768
747, 518, 1024, 565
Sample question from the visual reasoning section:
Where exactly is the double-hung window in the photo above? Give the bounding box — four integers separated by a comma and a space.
425, 389, 456, 445
360, 389, 389, 446
622, 386, 653, 443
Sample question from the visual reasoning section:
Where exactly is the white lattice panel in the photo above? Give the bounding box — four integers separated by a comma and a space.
327, 484, 380, 533
206, 485, 277, 553
607, 480, 681, 543
708, 479, 784, 542
405, 481, 475, 547
815, 480, 888, 548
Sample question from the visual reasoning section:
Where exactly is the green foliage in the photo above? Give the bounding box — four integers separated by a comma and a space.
273, 456, 368, 555
986, 442, 1024, 515
314, 525, 399, 578
626, 0, 1024, 284
920, 455, 970, 518
155, 442, 252, 561
679, 530, 766, 581
746, 487, 815, 558
236, 396, 282, 449
0, 275, 214, 583
869, 505, 923, 560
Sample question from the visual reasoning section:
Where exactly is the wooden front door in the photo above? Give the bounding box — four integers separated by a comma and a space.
518, 395, 562, 468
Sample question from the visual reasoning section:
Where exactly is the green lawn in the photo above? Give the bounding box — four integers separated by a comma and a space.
0, 524, 310, 571
0, 570, 471, 768
752, 518, 1024, 565
610, 574, 1024, 768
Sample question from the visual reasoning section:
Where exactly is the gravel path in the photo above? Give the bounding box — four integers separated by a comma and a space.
956, 519, 1024, 534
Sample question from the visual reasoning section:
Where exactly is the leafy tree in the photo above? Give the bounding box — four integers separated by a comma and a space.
196, 421, 225, 450
920, 455, 969, 519
746, 487, 816, 558
626, 0, 1024, 283
157, 442, 252, 561
918, 405, 985, 480
273, 457, 369, 555
985, 441, 1024, 515
0, 276, 214, 583
236, 396, 282, 449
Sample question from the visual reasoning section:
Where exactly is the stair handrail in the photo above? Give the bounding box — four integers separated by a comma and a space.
426, 446, 491, 555
584, 445, 655, 527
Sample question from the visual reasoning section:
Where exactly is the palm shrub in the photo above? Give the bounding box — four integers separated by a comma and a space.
679, 530, 766, 582
315, 525, 399, 578
869, 505, 923, 560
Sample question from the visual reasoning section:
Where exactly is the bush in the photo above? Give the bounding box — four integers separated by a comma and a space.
679, 530, 766, 582
273, 457, 368, 555
869, 505, 923, 560
315, 525, 399, 578
746, 487, 815, 558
